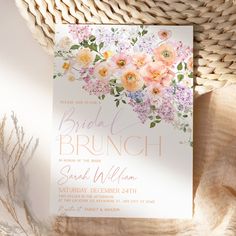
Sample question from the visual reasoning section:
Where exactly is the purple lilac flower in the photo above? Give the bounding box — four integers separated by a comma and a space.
82, 80, 110, 96
156, 100, 175, 123
68, 25, 91, 42
116, 40, 132, 53
129, 99, 151, 123
161, 87, 175, 100
82, 76, 90, 83
171, 41, 192, 62
93, 28, 118, 46
174, 85, 193, 112
135, 35, 155, 54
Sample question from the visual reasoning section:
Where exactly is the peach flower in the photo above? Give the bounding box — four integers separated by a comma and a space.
133, 53, 152, 68
158, 30, 172, 40
76, 48, 95, 67
121, 68, 144, 92
154, 43, 176, 66
161, 68, 175, 86
187, 57, 193, 70
103, 50, 113, 60
67, 74, 76, 82
140, 62, 167, 84
94, 62, 112, 80
147, 83, 163, 101
111, 53, 131, 69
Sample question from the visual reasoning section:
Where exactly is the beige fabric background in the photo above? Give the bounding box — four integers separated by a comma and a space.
51, 85, 236, 236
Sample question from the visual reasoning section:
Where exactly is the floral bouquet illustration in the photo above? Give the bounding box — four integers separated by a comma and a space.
54, 25, 193, 143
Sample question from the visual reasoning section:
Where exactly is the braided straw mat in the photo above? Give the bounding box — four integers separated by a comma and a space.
15, 0, 236, 95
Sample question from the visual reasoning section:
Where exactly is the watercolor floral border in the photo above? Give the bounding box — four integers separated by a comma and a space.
54, 25, 193, 144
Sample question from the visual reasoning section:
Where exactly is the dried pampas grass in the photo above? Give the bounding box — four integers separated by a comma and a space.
0, 113, 47, 236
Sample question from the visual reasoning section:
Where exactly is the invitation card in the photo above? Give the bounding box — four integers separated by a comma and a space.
52, 25, 193, 218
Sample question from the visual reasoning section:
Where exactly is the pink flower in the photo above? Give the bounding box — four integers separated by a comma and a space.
172, 41, 192, 62
132, 53, 151, 69
83, 80, 110, 96
111, 53, 131, 69
161, 68, 175, 86
140, 62, 167, 84
94, 62, 112, 80
147, 83, 164, 101
154, 43, 176, 66
68, 25, 91, 42
187, 57, 193, 70
158, 30, 172, 40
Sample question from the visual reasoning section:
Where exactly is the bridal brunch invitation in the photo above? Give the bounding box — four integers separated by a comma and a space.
51, 25, 193, 219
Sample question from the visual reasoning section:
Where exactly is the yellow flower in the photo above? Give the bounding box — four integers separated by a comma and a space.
103, 51, 113, 60
76, 48, 95, 67
121, 68, 144, 92
62, 62, 70, 70
67, 74, 75, 82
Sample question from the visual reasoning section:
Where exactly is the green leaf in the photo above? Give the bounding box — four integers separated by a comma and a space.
184, 62, 187, 70
150, 122, 156, 128
177, 63, 183, 70
131, 38, 138, 45
81, 40, 88, 46
136, 99, 142, 103
116, 86, 124, 93
89, 43, 97, 52
89, 35, 96, 42
101, 94, 105, 100
70, 44, 80, 50
188, 72, 193, 78
177, 74, 184, 81
110, 88, 115, 95
99, 42, 104, 50
122, 100, 126, 104
150, 105, 156, 110
116, 100, 120, 107
142, 30, 148, 36
110, 79, 117, 84
155, 119, 161, 123
94, 54, 101, 63
183, 114, 188, 118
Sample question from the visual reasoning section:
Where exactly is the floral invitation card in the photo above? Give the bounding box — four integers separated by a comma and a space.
52, 25, 193, 218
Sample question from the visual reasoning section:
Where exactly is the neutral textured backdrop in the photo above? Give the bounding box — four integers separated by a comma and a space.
0, 0, 52, 220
